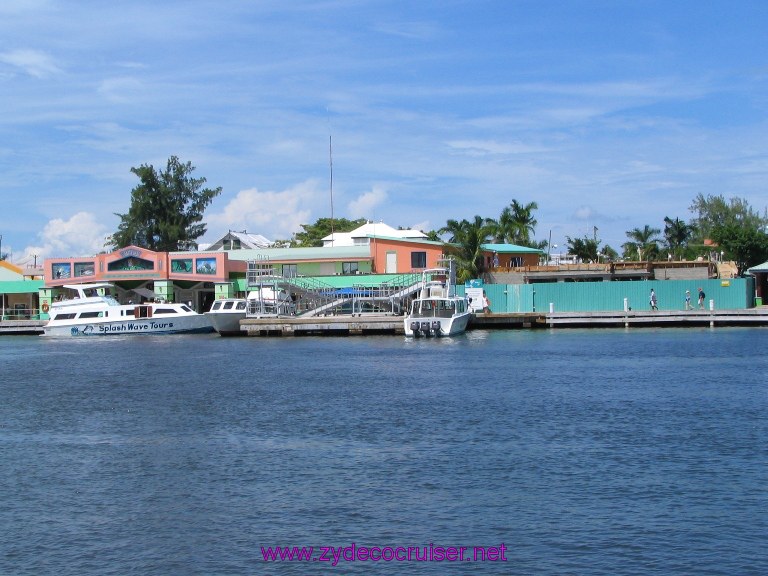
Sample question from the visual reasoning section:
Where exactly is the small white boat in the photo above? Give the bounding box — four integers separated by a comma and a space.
205, 298, 247, 336
43, 283, 213, 337
404, 266, 472, 337
245, 286, 295, 318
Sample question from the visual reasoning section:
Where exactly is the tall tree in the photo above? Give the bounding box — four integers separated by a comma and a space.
291, 217, 367, 247
623, 225, 662, 261
440, 216, 495, 282
109, 156, 222, 251
711, 224, 768, 276
689, 193, 768, 242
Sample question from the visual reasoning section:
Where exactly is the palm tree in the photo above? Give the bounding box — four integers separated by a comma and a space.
624, 225, 662, 261
510, 199, 538, 245
663, 216, 694, 260
489, 200, 539, 246
439, 215, 495, 282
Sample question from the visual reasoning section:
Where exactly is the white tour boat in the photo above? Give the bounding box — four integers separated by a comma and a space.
404, 265, 472, 337
43, 283, 213, 337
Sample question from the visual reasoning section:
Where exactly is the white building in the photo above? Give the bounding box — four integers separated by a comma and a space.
322, 221, 427, 247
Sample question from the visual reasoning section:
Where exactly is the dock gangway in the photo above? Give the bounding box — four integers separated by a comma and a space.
244, 260, 439, 318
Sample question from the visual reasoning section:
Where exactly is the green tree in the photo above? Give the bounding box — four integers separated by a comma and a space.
711, 224, 768, 276
440, 216, 495, 282
601, 244, 619, 261
566, 235, 600, 262
689, 193, 768, 242
489, 200, 539, 246
663, 216, 695, 260
109, 156, 222, 251
622, 225, 662, 261
291, 217, 367, 247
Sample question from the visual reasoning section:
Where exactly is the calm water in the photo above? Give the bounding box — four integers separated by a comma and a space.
1, 328, 766, 575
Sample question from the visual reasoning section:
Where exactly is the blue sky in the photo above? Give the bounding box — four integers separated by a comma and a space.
1, 0, 766, 264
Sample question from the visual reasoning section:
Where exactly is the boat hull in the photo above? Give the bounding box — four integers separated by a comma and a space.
205, 311, 246, 336
43, 315, 213, 337
404, 311, 472, 337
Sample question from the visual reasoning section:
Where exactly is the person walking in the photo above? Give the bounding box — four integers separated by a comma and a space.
685, 290, 692, 310
698, 287, 706, 309
482, 290, 492, 313
649, 289, 658, 311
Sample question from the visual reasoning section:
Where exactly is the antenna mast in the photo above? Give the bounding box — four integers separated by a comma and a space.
329, 135, 335, 246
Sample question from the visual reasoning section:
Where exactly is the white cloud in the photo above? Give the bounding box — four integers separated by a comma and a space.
22, 212, 109, 260
206, 180, 323, 241
446, 139, 548, 156
347, 185, 388, 219
574, 206, 593, 221
0, 48, 61, 78
97, 76, 146, 104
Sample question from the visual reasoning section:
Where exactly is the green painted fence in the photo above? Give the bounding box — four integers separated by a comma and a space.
458, 278, 754, 313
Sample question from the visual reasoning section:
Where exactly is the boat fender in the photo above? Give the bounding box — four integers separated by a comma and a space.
42, 303, 50, 313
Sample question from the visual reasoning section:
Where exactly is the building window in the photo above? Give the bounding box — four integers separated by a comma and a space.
172, 259, 193, 273
342, 262, 359, 274
74, 262, 95, 277
52, 263, 72, 279
195, 258, 217, 275
282, 264, 298, 278
411, 251, 427, 269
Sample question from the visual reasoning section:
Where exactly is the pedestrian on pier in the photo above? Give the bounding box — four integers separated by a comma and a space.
685, 290, 692, 310
649, 289, 658, 311
698, 288, 706, 309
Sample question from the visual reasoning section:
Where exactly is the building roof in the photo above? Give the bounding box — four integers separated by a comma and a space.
208, 245, 372, 262
322, 221, 426, 246
0, 260, 25, 281
747, 260, 768, 273
366, 234, 445, 246
205, 230, 272, 250
0, 279, 43, 294
481, 243, 544, 254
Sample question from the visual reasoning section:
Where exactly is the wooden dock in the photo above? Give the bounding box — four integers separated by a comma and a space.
4, 310, 768, 338
241, 314, 406, 336
542, 308, 768, 328
0, 320, 46, 335
240, 309, 768, 336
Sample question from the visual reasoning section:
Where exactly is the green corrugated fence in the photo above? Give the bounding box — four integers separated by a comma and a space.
458, 278, 754, 313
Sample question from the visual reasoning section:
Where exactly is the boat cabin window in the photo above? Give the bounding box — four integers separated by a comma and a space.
134, 305, 153, 319
223, 301, 234, 310
53, 313, 77, 320
78, 311, 104, 319
236, 301, 246, 310
154, 308, 177, 314
181, 305, 193, 312
211, 301, 222, 311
